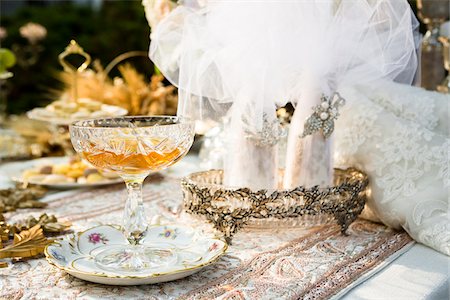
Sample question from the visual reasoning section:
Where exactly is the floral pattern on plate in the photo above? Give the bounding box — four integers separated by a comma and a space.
45, 224, 227, 285
88, 233, 109, 244
158, 226, 179, 240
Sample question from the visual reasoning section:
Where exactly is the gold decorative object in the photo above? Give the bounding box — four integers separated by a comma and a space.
13, 214, 71, 235
417, 0, 449, 90
0, 184, 47, 213
58, 40, 91, 103
276, 106, 293, 126
0, 225, 52, 259
0, 217, 8, 246
0, 214, 70, 267
437, 36, 450, 93
182, 168, 369, 242
56, 54, 177, 116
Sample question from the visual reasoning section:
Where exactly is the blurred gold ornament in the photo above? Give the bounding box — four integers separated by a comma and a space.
0, 184, 47, 213
0, 224, 51, 259
0, 214, 70, 266
0, 217, 7, 246
56, 52, 177, 116
58, 40, 92, 103
58, 40, 91, 73
437, 36, 450, 93
13, 214, 71, 235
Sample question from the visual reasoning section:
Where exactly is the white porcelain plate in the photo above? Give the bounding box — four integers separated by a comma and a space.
10, 157, 122, 189
45, 224, 228, 285
27, 105, 128, 126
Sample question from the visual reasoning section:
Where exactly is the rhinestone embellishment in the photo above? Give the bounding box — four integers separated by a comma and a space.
300, 92, 345, 139
243, 113, 286, 146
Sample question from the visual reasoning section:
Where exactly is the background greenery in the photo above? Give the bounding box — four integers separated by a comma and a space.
1, 0, 152, 114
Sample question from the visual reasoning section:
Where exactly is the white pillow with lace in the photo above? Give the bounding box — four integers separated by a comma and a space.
335, 81, 449, 256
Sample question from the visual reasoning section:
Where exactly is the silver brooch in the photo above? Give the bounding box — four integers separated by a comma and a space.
300, 92, 345, 139
243, 113, 285, 147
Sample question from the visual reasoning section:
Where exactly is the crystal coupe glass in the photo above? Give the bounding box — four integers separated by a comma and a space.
70, 116, 194, 271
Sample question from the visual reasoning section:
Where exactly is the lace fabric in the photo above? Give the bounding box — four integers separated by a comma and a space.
335, 81, 450, 255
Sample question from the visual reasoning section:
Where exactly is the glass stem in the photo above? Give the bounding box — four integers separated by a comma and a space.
123, 178, 148, 245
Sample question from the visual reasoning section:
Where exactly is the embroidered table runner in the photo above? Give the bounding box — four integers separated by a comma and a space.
0, 175, 413, 299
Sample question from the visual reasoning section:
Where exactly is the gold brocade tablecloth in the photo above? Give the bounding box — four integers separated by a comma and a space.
0, 174, 413, 300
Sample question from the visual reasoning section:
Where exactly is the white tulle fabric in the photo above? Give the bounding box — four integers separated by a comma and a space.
150, 0, 419, 189
335, 82, 450, 256
150, 0, 419, 126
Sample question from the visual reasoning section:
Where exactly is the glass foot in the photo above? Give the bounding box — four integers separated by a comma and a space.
94, 245, 177, 272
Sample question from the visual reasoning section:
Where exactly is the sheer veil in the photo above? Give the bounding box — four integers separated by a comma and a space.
151, 0, 418, 123
150, 0, 419, 189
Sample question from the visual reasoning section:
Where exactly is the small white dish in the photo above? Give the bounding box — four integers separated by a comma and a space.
12, 176, 123, 189
45, 224, 227, 285
27, 105, 128, 126
10, 157, 122, 189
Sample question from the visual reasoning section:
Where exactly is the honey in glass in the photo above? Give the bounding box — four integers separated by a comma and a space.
82, 137, 183, 175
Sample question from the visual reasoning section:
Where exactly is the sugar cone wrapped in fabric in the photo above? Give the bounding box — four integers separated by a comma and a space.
284, 89, 348, 188
224, 105, 279, 190
151, 1, 287, 189
284, 78, 334, 188
284, 109, 333, 188
149, 0, 419, 189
